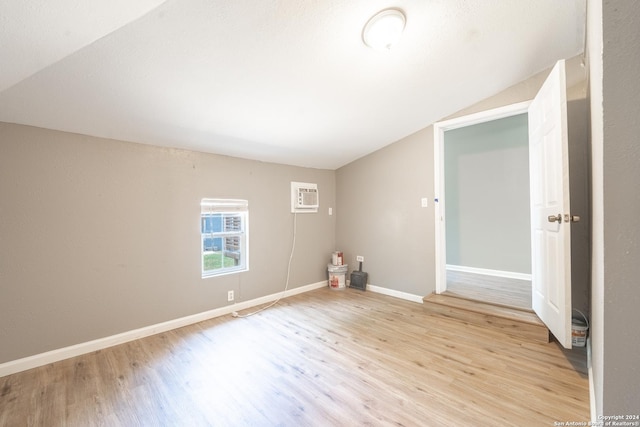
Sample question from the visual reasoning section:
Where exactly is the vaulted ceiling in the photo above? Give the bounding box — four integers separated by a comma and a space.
0, 0, 586, 169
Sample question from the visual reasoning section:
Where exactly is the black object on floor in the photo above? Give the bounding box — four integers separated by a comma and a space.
350, 261, 368, 291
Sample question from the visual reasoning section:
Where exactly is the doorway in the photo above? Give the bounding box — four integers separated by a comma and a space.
434, 102, 532, 310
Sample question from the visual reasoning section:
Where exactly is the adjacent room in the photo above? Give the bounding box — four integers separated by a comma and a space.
1, 0, 639, 425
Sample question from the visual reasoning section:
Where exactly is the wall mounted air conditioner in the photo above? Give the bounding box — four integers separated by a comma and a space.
291, 182, 319, 213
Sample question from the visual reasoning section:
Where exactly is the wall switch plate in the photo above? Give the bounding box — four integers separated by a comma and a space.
329, 207, 333, 215
421, 197, 429, 207
356, 255, 364, 262
227, 290, 234, 302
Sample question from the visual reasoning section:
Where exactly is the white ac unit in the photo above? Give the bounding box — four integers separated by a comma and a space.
291, 182, 319, 213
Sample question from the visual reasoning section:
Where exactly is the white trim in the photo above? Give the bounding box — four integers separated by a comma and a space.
0, 281, 327, 378
434, 120, 446, 294
366, 284, 424, 304
433, 101, 531, 295
588, 338, 596, 422
446, 264, 532, 281
434, 101, 532, 131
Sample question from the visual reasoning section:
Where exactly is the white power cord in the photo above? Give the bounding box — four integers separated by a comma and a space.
232, 213, 297, 318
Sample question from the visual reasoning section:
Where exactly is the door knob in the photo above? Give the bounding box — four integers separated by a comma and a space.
548, 214, 562, 223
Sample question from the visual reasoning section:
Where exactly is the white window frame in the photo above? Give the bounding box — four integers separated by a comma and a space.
201, 198, 249, 278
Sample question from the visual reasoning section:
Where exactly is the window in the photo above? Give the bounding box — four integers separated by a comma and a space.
201, 199, 248, 277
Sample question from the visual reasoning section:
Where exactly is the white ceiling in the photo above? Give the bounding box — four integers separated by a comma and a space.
0, 0, 586, 169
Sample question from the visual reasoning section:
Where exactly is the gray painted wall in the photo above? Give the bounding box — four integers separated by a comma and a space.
335, 128, 435, 297
598, 0, 640, 416
0, 123, 335, 363
444, 114, 531, 274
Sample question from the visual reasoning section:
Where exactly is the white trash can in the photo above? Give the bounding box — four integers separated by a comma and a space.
328, 264, 348, 289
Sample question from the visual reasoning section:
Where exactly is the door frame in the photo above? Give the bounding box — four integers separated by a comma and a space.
433, 101, 531, 294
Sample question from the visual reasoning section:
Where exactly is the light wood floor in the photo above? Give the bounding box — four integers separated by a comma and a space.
447, 269, 532, 309
0, 287, 589, 426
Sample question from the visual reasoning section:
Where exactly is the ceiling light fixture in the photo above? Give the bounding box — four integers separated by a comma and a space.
362, 8, 406, 51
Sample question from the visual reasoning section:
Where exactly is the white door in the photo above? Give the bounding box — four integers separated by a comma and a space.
528, 59, 573, 348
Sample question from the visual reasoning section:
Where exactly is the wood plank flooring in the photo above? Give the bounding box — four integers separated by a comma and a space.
446, 269, 532, 309
0, 287, 589, 426
423, 293, 549, 343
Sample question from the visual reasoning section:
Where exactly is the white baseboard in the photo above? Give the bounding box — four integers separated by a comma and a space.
446, 264, 532, 281
366, 284, 424, 304
0, 281, 327, 378
588, 338, 596, 422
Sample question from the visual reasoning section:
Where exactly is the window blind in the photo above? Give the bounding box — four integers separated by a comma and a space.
201, 199, 248, 213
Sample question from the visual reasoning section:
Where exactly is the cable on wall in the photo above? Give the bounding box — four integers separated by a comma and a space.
232, 212, 297, 318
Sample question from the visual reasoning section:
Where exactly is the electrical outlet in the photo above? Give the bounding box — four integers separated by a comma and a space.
356, 255, 364, 262
227, 290, 234, 302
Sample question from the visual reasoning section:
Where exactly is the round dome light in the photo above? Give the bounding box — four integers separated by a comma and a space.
362, 8, 406, 51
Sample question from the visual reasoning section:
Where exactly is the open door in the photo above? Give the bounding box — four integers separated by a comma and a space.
528, 59, 574, 348
433, 102, 530, 295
